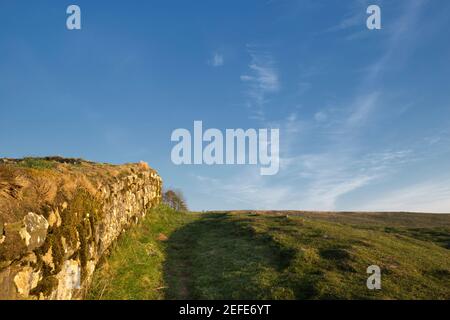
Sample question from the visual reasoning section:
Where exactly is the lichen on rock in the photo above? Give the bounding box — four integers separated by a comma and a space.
20, 212, 49, 250
13, 266, 41, 297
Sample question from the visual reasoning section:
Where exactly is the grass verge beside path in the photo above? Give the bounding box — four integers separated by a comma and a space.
88, 206, 198, 300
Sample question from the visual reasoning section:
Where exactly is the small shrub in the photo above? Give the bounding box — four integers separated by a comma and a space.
162, 189, 188, 212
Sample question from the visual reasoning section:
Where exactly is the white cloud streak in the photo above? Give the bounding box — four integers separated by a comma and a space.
240, 48, 280, 121
358, 179, 450, 213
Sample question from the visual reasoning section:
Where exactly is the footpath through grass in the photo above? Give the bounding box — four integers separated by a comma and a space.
88, 206, 197, 299
88, 207, 450, 300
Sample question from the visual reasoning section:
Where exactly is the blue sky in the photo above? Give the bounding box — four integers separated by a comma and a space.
1, 0, 449, 212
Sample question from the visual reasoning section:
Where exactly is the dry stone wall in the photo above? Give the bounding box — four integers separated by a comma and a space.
0, 158, 162, 300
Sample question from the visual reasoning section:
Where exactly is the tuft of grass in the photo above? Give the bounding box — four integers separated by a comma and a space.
88, 210, 450, 300
17, 158, 55, 170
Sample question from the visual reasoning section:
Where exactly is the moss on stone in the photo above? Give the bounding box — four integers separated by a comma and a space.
30, 188, 104, 296
30, 276, 58, 297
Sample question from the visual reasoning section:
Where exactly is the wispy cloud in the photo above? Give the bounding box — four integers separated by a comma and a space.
193, 157, 379, 211
364, 0, 427, 83
326, 6, 365, 32
358, 179, 450, 213
314, 111, 328, 122
280, 149, 413, 210
309, 91, 380, 142
346, 92, 379, 127
325, 0, 371, 35
208, 52, 224, 67
240, 48, 280, 121
193, 107, 416, 210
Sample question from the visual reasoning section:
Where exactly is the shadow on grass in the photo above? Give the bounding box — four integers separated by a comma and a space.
162, 213, 295, 300
384, 227, 450, 249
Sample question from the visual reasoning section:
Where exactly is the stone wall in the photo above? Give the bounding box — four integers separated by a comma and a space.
0, 158, 162, 300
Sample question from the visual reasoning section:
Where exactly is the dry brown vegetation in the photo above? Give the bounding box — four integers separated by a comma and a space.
0, 157, 157, 223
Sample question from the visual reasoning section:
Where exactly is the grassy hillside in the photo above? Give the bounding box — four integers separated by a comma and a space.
88, 207, 450, 300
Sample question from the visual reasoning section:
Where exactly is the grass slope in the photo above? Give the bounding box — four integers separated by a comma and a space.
88, 207, 450, 300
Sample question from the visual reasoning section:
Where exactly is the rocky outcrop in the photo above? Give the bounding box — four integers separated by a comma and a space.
0, 158, 162, 300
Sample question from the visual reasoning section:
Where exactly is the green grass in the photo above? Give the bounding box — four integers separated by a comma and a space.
88, 206, 198, 300
16, 158, 55, 170
88, 208, 450, 300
